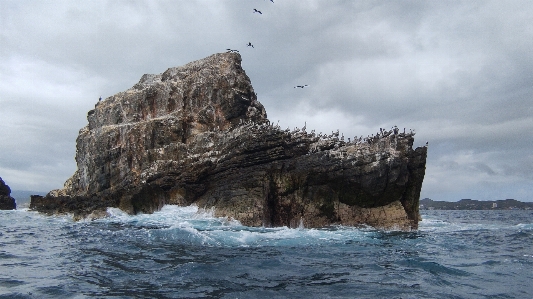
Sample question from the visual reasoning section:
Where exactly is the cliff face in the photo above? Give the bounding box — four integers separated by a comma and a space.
30, 52, 427, 229
0, 177, 16, 210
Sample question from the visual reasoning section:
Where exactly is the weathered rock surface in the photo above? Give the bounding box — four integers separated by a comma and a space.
30, 52, 427, 229
0, 177, 16, 210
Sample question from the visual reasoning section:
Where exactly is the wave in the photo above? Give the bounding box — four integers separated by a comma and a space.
3, 206, 533, 299
4, 206, 531, 248
516, 223, 533, 230
90, 205, 382, 247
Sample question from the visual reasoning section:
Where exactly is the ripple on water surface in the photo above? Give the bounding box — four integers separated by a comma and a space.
1, 207, 532, 298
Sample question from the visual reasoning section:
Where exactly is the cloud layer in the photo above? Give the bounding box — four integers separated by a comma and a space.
1, 0, 532, 201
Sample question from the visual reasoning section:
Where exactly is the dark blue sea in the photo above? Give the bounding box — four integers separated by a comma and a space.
1, 205, 532, 299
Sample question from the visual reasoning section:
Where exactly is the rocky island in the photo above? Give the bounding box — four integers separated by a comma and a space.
30, 52, 427, 229
0, 177, 16, 210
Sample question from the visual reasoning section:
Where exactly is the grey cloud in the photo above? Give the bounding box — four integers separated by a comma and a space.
1, 1, 532, 200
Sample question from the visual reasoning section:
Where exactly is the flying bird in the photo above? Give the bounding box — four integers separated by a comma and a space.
247, 42, 254, 48
294, 85, 309, 88
253, 9, 262, 14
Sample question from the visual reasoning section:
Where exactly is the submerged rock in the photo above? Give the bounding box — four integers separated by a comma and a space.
0, 177, 16, 210
30, 52, 427, 229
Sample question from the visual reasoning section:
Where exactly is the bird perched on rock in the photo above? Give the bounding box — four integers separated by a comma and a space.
253, 9, 262, 14
226, 49, 239, 53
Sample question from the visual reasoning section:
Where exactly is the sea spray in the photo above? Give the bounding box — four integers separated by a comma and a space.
1, 208, 532, 298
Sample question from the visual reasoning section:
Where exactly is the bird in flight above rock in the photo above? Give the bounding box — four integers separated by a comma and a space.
294, 85, 309, 88
247, 42, 254, 48
253, 9, 262, 14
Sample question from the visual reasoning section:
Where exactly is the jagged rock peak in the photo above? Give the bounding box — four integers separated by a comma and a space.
87, 52, 266, 132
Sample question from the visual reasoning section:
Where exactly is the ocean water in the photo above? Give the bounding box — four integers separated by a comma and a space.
1, 206, 532, 299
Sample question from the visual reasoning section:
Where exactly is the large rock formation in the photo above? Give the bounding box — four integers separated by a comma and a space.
30, 52, 427, 229
0, 177, 16, 210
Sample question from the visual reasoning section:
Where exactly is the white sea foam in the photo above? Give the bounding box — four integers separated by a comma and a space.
516, 223, 533, 230
418, 217, 453, 232
3, 206, 532, 298
106, 207, 130, 218
94, 204, 380, 246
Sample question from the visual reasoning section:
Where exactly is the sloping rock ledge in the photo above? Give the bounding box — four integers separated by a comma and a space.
30, 52, 427, 229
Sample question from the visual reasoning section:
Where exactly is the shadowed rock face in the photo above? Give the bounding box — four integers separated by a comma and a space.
0, 177, 16, 210
30, 52, 427, 229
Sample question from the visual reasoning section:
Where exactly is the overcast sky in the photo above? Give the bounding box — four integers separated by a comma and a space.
1, 0, 532, 201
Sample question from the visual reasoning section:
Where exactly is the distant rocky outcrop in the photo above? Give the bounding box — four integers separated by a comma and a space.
30, 52, 427, 229
0, 177, 16, 210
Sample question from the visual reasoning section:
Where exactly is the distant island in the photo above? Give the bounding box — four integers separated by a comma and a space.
420, 198, 533, 210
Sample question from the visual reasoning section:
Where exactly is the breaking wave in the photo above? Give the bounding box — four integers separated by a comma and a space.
1, 207, 532, 298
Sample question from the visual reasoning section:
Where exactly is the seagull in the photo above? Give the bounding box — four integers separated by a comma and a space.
294, 85, 309, 88
253, 9, 262, 14
226, 49, 239, 53
247, 42, 254, 48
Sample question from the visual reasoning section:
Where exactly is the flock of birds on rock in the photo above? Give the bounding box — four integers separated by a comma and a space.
223, 119, 427, 158
304, 126, 417, 146
232, 118, 419, 151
